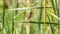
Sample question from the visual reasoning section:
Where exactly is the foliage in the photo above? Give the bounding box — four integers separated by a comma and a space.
0, 0, 60, 34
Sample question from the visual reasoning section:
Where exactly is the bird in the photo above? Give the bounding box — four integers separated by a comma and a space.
25, 12, 32, 21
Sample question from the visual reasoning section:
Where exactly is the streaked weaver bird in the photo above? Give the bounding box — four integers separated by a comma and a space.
25, 12, 32, 21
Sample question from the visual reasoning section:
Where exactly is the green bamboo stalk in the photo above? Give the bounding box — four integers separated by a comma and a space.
55, 0, 57, 7
2, 0, 5, 34
51, 0, 57, 34
15, 0, 18, 34
58, 0, 60, 34
12, 0, 17, 34
46, 11, 54, 34
7, 7, 54, 11
5, 16, 9, 34
38, 0, 43, 34
51, 0, 56, 14
55, 1, 59, 34
15, 0, 18, 15
51, 0, 55, 23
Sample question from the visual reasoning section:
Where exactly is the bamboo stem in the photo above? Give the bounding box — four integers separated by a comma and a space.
44, 0, 46, 23
2, 0, 5, 34
44, 0, 46, 34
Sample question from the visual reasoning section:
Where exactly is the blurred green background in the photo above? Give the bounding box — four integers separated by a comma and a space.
0, 0, 60, 34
